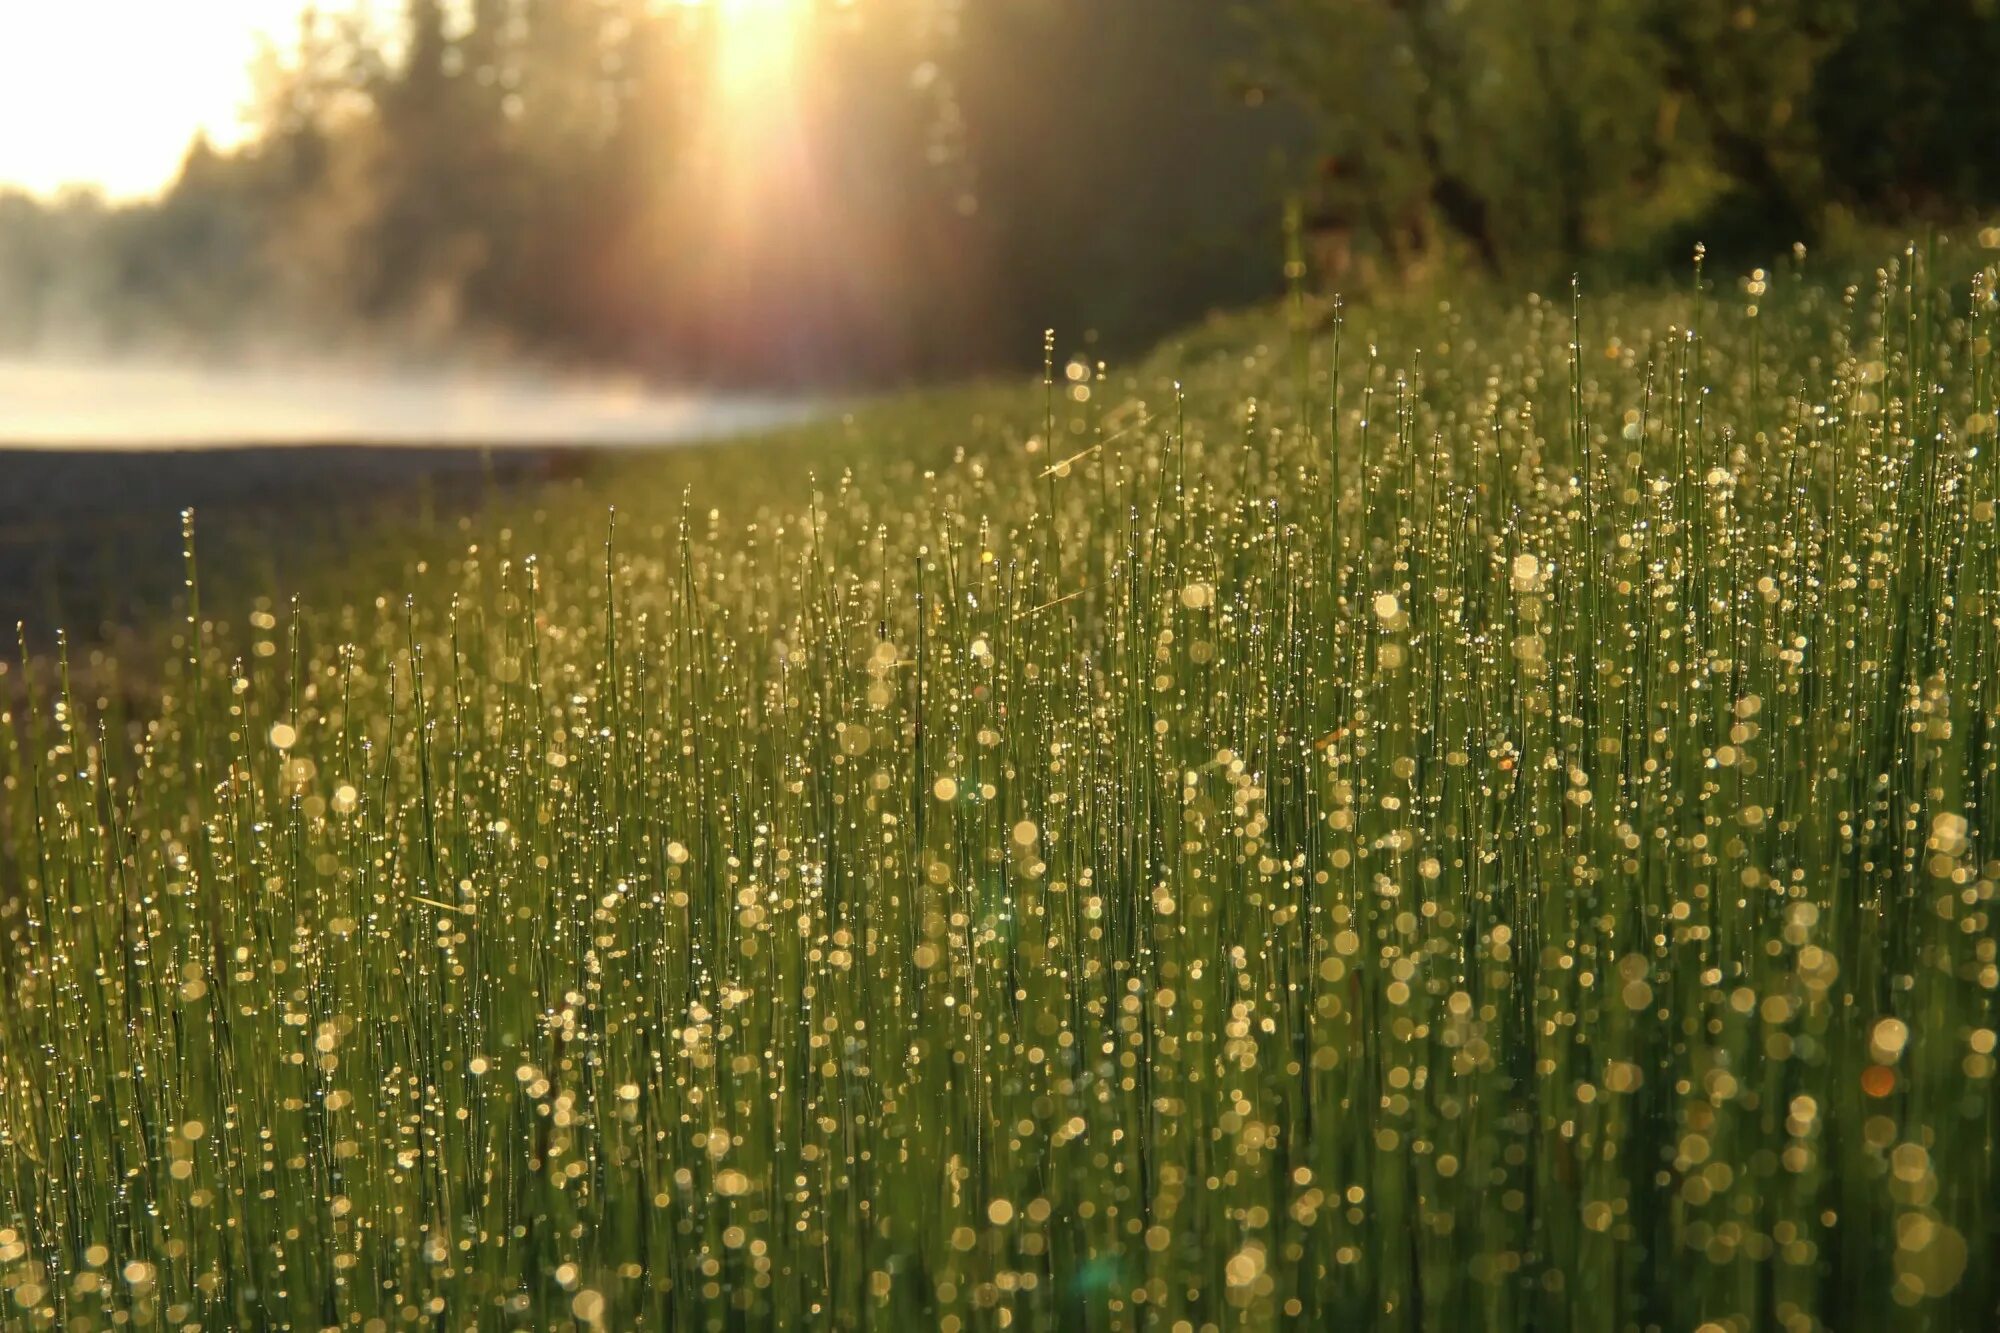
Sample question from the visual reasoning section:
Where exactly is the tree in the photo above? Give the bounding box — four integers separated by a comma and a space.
0, 0, 1310, 380
1243, 0, 2000, 278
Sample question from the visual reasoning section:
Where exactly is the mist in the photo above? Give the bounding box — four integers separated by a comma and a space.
0, 353, 813, 449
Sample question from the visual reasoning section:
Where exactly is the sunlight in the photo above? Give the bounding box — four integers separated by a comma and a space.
682, 0, 812, 14
0, 1, 313, 199
667, 0, 827, 372
679, 0, 812, 95
677, 0, 815, 213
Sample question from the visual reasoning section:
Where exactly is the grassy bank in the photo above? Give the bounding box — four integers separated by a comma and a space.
3, 241, 1999, 1331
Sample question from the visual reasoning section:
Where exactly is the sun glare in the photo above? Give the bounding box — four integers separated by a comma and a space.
680, 0, 815, 33
668, 0, 829, 364
680, 0, 818, 29
677, 0, 813, 135
0, 0, 821, 200
0, 1, 295, 200
686, 0, 810, 13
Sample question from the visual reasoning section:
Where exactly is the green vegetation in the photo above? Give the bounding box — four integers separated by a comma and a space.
5, 240, 2000, 1330
1250, 0, 2000, 276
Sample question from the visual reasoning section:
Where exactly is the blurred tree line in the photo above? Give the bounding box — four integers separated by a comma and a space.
0, 0, 1300, 384
1244, 0, 2000, 284
3, 0, 1991, 384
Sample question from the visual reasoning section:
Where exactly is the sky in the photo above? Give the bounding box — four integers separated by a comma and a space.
0, 1, 761, 202
0, 1, 324, 201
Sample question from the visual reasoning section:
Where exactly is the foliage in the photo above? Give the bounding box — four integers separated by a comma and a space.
0, 0, 1299, 382
4, 240, 2000, 1327
1245, 0, 2000, 278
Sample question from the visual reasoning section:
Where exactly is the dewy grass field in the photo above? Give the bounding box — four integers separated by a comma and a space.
4, 241, 2000, 1331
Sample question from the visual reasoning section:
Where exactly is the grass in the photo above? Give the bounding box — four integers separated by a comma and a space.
3, 238, 2000, 1331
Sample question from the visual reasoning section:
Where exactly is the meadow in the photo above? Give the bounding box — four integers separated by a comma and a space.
3, 239, 1999, 1331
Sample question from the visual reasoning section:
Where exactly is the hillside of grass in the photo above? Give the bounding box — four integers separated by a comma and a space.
4, 239, 2000, 1330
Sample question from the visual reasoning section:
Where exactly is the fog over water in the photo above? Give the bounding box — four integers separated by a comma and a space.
0, 356, 813, 448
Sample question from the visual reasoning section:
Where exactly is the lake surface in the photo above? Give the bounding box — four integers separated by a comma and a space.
0, 357, 817, 640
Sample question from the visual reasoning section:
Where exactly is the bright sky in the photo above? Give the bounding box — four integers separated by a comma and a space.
0, 1, 794, 202
0, 1, 323, 201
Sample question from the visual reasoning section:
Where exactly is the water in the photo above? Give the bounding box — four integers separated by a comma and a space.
0, 355, 818, 637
